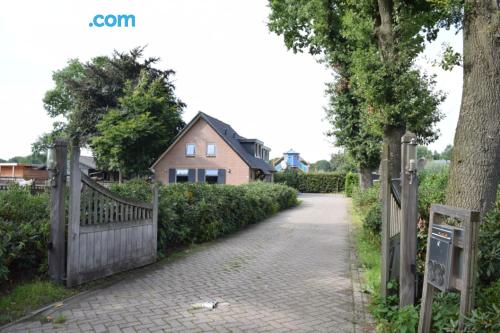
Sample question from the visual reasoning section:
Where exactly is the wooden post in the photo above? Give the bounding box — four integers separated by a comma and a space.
417, 211, 437, 333
48, 139, 67, 284
152, 183, 159, 259
458, 209, 480, 329
399, 132, 418, 307
380, 144, 391, 298
66, 146, 82, 287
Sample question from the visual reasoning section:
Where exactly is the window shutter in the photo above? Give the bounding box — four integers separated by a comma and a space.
198, 169, 205, 183
218, 169, 226, 184
168, 169, 176, 183
188, 169, 196, 183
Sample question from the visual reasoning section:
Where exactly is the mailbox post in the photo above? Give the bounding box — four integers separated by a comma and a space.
418, 204, 480, 333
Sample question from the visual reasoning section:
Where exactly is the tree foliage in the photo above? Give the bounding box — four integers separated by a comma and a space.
90, 71, 184, 177
310, 160, 332, 172
34, 47, 185, 176
330, 151, 357, 173
268, 0, 457, 175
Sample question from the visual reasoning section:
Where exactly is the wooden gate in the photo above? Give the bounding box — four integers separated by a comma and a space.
66, 146, 158, 287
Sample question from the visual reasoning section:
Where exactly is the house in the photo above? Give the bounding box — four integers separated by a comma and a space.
0, 163, 48, 184
273, 149, 310, 173
151, 112, 274, 185
0, 157, 118, 186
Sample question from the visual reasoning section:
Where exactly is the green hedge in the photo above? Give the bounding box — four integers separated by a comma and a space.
0, 181, 297, 283
274, 170, 346, 193
0, 185, 50, 282
111, 181, 298, 254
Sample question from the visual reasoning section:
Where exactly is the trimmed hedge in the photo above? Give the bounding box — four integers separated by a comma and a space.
111, 181, 298, 254
274, 170, 346, 193
0, 181, 297, 283
0, 185, 50, 282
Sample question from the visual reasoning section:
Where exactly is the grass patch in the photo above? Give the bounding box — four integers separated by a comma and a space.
0, 280, 75, 326
350, 204, 381, 296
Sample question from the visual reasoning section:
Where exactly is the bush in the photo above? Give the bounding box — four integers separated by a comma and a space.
0, 185, 50, 282
274, 170, 346, 193
352, 184, 381, 236
111, 181, 298, 254
345, 172, 359, 197
417, 167, 448, 221
477, 187, 500, 285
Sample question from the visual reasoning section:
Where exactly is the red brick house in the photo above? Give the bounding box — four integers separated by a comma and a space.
151, 112, 274, 185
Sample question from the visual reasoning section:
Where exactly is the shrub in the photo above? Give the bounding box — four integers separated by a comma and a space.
274, 170, 346, 193
111, 181, 298, 254
417, 167, 448, 221
0, 185, 50, 282
352, 183, 381, 236
345, 172, 359, 197
477, 186, 500, 285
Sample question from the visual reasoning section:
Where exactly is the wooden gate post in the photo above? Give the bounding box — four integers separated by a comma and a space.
399, 132, 418, 307
66, 145, 82, 287
152, 183, 159, 259
48, 139, 67, 284
380, 144, 391, 298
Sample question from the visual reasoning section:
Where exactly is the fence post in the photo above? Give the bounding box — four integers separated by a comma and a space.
48, 139, 67, 284
399, 132, 418, 307
380, 144, 391, 298
66, 145, 81, 287
458, 210, 481, 329
152, 183, 159, 259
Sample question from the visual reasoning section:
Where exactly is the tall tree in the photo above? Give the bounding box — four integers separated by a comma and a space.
37, 47, 182, 145
268, 0, 449, 183
91, 71, 184, 178
445, 0, 500, 214
35, 47, 185, 177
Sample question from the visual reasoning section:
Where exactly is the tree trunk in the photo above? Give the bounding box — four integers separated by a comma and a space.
359, 166, 374, 190
445, 0, 500, 214
118, 170, 123, 184
384, 125, 406, 179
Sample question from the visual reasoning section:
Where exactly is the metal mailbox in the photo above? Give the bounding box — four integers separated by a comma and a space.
427, 224, 455, 291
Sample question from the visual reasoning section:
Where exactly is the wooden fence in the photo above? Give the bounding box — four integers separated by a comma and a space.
47, 142, 158, 287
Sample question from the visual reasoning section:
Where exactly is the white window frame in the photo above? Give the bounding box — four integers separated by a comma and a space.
206, 143, 216, 157
185, 143, 196, 156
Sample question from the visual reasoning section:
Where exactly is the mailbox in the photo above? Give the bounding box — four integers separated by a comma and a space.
428, 224, 455, 291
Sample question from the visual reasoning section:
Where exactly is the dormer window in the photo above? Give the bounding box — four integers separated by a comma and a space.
186, 143, 196, 156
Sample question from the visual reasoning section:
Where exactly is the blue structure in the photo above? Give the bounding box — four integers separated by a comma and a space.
274, 149, 310, 173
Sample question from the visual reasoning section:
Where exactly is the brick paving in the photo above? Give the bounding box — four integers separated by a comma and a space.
4, 194, 371, 333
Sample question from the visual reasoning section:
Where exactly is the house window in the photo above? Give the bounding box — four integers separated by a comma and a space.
205, 169, 218, 184
176, 169, 189, 183
186, 143, 196, 156
207, 143, 216, 156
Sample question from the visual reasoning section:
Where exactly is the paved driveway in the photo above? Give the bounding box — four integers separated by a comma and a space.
5, 194, 369, 333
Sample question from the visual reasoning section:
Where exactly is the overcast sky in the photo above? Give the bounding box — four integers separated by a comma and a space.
0, 0, 462, 162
